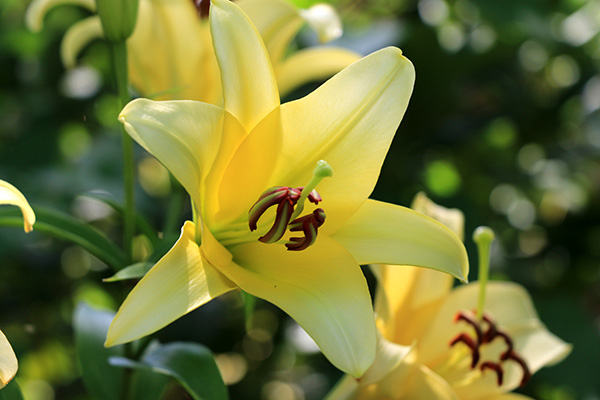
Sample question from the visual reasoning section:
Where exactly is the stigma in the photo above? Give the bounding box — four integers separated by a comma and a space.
450, 310, 531, 387
248, 160, 332, 251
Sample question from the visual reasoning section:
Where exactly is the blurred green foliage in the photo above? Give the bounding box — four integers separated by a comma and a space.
1, 0, 599, 399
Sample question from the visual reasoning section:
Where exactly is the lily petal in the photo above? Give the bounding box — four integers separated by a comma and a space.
237, 0, 303, 65
209, 0, 279, 131
405, 365, 459, 400
411, 192, 465, 241
214, 107, 282, 225
360, 333, 413, 385
0, 330, 18, 389
276, 47, 362, 97
119, 98, 245, 212
225, 235, 375, 377
105, 221, 236, 346
61, 16, 103, 68
372, 265, 453, 345
333, 200, 469, 283
0, 180, 36, 233
276, 47, 414, 232
25, 0, 95, 32
127, 0, 220, 102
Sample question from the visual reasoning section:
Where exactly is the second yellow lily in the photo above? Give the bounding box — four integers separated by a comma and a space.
326, 195, 571, 398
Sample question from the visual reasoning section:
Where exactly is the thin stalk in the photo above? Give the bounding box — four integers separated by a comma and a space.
472, 226, 495, 320
109, 41, 135, 265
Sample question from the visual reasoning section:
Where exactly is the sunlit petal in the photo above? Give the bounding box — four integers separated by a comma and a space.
105, 221, 236, 346
119, 98, 245, 212
0, 180, 36, 233
214, 107, 282, 225
334, 200, 469, 282
224, 236, 375, 377
209, 0, 279, 130
25, 0, 95, 32
237, 0, 303, 64
61, 16, 103, 68
275, 47, 415, 232
277, 47, 362, 97
0, 330, 18, 389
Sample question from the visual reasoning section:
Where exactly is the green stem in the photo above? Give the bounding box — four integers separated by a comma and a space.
109, 40, 135, 265
472, 226, 495, 320
163, 174, 185, 236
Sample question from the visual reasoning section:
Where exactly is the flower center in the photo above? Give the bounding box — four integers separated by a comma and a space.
450, 310, 531, 387
248, 160, 332, 251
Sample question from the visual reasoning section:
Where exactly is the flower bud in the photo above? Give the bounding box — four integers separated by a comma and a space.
95, 0, 139, 42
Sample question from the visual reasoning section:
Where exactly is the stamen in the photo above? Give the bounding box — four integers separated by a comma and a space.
451, 311, 532, 388
191, 0, 210, 18
247, 161, 332, 251
480, 361, 504, 386
285, 209, 326, 251
258, 198, 295, 244
505, 352, 532, 387
455, 311, 483, 345
449, 333, 480, 368
494, 330, 514, 360
481, 313, 498, 343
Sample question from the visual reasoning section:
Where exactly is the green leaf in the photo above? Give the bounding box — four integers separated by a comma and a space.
110, 342, 228, 400
82, 192, 159, 246
0, 206, 127, 270
74, 303, 124, 400
128, 342, 170, 400
0, 380, 24, 400
103, 262, 153, 282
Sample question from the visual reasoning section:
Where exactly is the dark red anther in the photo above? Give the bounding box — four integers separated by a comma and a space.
258, 198, 295, 244
505, 352, 532, 387
450, 333, 480, 368
480, 361, 504, 386
455, 311, 483, 345
191, 0, 210, 18
285, 208, 326, 251
482, 313, 498, 343
451, 310, 532, 388
495, 330, 514, 361
249, 187, 301, 232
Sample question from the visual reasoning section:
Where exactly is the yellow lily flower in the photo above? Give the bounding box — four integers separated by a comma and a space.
104, 0, 468, 377
326, 195, 571, 398
26, 0, 361, 102
0, 179, 36, 389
